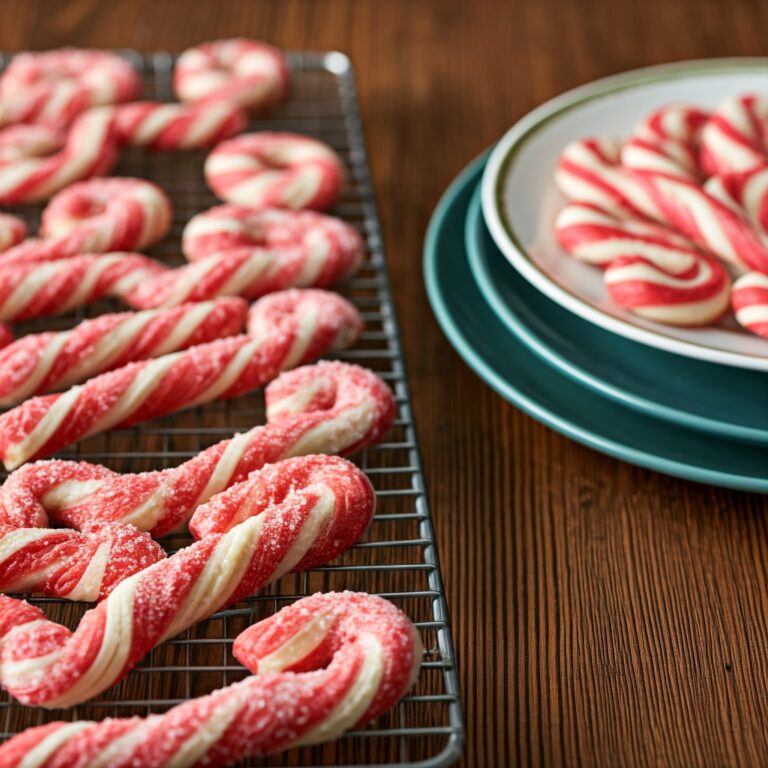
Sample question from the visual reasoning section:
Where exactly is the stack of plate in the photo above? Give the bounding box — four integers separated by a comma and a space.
424, 60, 768, 491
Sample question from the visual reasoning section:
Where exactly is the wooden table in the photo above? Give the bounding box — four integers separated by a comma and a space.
3, 1, 768, 765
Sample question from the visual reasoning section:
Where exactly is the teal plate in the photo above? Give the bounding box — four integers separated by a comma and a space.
423, 153, 768, 491
464, 184, 768, 445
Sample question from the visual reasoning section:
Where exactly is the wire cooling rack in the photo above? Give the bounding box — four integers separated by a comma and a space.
0, 51, 465, 767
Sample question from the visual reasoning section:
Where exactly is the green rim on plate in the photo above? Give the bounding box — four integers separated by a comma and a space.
465, 182, 768, 444
423, 152, 768, 491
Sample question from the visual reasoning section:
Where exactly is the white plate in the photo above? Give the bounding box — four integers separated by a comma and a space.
481, 59, 768, 371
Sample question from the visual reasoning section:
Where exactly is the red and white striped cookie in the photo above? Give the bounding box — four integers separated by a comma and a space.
555, 137, 662, 220
0, 231, 362, 321
0, 290, 363, 469
125, 234, 363, 308
623, 168, 768, 274
621, 105, 709, 181
0, 107, 118, 204
0, 592, 421, 766
0, 49, 139, 129
704, 165, 768, 234
0, 456, 375, 709
555, 202, 701, 270
0, 213, 26, 253
0, 520, 165, 601
700, 94, 768, 177
0, 297, 247, 406
41, 177, 172, 247
182, 204, 363, 264
0, 359, 393, 537
114, 99, 247, 150
205, 132, 345, 210
0, 252, 164, 323
604, 250, 731, 326
731, 271, 768, 338
0, 178, 173, 265
174, 38, 289, 111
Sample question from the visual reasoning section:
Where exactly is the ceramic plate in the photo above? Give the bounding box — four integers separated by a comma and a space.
481, 59, 768, 371
424, 153, 768, 491
466, 182, 768, 444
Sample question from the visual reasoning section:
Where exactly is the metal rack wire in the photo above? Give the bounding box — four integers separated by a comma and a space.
0, 50, 464, 767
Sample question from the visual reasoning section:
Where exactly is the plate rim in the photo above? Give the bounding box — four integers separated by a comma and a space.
425, 151, 768, 492
480, 57, 768, 372
465, 177, 768, 444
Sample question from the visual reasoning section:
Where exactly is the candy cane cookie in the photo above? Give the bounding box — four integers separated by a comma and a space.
555, 201, 703, 270
0, 520, 165, 601
603, 250, 730, 326
1, 360, 394, 536
0, 290, 362, 469
700, 94, 768, 177
732, 271, 768, 337
0, 178, 173, 265
0, 107, 118, 205
124, 235, 364, 308
556, 202, 731, 325
624, 165, 768, 274
205, 132, 345, 210
0, 49, 139, 129
621, 127, 768, 274
0, 591, 421, 767
0, 231, 362, 320
174, 38, 289, 111
555, 137, 662, 220
0, 455, 374, 708
621, 105, 708, 181
703, 165, 768, 235
0, 297, 247, 406
114, 100, 247, 150
40, 177, 172, 250
182, 204, 363, 265
0, 252, 164, 323
0, 214, 26, 253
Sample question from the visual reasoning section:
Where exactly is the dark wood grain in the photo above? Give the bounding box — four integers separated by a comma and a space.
1, 1, 768, 765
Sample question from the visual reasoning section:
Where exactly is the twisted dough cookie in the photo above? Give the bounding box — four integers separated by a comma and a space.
621, 106, 768, 274
556, 202, 731, 325
0, 455, 374, 708
0, 289, 362, 469
174, 38, 289, 111
0, 213, 26, 253
205, 132, 345, 210
0, 219, 362, 321
557, 120, 768, 275
620, 105, 708, 182
0, 591, 421, 767
732, 272, 768, 337
1, 358, 394, 536
700, 94, 768, 177
132, 233, 364, 312
0, 253, 164, 323
555, 137, 661, 221
114, 100, 247, 150
0, 49, 139, 129
0, 521, 164, 602
603, 250, 730, 326
182, 204, 363, 268
0, 178, 172, 265
704, 165, 768, 235
0, 107, 119, 204
0, 297, 247, 406
556, 201, 703, 269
